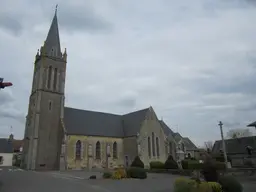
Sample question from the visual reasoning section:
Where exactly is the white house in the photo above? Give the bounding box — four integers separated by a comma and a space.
0, 138, 13, 167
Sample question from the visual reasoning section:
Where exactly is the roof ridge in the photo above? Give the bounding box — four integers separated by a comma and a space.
64, 106, 121, 116
122, 107, 149, 116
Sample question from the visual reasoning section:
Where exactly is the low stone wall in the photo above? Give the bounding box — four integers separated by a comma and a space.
230, 156, 256, 167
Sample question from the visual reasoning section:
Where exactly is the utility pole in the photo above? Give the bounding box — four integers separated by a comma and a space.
218, 121, 228, 168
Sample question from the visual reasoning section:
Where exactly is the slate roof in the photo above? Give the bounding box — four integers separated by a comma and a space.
0, 139, 13, 153
122, 108, 149, 136
44, 9, 62, 57
173, 132, 183, 142
64, 107, 124, 137
183, 137, 198, 150
247, 121, 256, 127
63, 106, 198, 150
212, 136, 256, 154
159, 120, 174, 136
64, 107, 149, 137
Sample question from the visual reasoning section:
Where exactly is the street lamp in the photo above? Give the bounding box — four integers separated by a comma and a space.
218, 121, 228, 168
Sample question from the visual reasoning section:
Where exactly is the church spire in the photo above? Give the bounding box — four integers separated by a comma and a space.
44, 4, 61, 57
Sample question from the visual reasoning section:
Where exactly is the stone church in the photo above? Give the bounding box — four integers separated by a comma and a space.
21, 9, 198, 171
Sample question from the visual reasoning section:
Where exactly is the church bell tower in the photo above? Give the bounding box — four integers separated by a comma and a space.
22, 6, 67, 170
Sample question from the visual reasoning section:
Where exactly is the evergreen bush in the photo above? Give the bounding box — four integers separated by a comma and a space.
102, 172, 112, 179
164, 155, 178, 169
202, 158, 219, 182
131, 156, 144, 168
149, 161, 165, 169
126, 167, 147, 179
218, 175, 243, 192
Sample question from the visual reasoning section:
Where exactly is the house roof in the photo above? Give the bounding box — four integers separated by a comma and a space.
63, 106, 198, 150
212, 136, 256, 154
247, 121, 256, 127
159, 120, 174, 136
64, 107, 149, 137
64, 107, 124, 137
173, 132, 183, 142
122, 108, 149, 136
0, 139, 13, 153
183, 137, 198, 150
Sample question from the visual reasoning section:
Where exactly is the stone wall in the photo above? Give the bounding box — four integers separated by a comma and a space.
139, 108, 168, 167
66, 135, 124, 170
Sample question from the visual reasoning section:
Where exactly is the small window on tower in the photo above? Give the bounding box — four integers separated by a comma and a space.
49, 101, 52, 111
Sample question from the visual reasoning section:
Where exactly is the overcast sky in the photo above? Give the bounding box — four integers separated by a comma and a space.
0, 0, 256, 146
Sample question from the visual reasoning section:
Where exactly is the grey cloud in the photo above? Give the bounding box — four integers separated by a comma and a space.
0, 14, 22, 36
0, 107, 24, 123
57, 3, 112, 33
0, 90, 14, 106
1, 0, 256, 146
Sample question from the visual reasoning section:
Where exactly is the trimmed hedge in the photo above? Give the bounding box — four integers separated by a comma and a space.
126, 167, 147, 179
174, 177, 213, 192
149, 161, 165, 169
103, 172, 112, 179
181, 160, 226, 170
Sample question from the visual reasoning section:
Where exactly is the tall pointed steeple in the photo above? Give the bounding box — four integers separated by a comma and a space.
44, 5, 62, 57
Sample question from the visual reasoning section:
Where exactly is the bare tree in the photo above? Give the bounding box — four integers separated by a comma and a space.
204, 141, 213, 152
226, 128, 253, 139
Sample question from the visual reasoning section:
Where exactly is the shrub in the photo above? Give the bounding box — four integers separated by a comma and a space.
103, 172, 112, 179
181, 160, 201, 170
12, 154, 21, 167
126, 167, 147, 179
174, 177, 194, 192
215, 162, 226, 170
173, 177, 212, 192
112, 171, 122, 180
131, 156, 144, 168
114, 168, 127, 178
202, 158, 219, 182
149, 161, 165, 169
218, 175, 243, 192
164, 155, 178, 169
208, 182, 222, 192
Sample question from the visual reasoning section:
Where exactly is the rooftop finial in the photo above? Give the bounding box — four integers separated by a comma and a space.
55, 4, 58, 15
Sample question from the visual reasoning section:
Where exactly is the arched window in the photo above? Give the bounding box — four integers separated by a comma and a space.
53, 68, 58, 90
148, 137, 151, 157
43, 68, 47, 88
181, 143, 185, 152
96, 141, 101, 159
152, 132, 155, 156
75, 140, 81, 160
169, 142, 172, 154
113, 142, 117, 159
47, 66, 52, 89
156, 137, 160, 157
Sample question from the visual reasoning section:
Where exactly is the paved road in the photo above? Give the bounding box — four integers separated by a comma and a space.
0, 167, 256, 192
